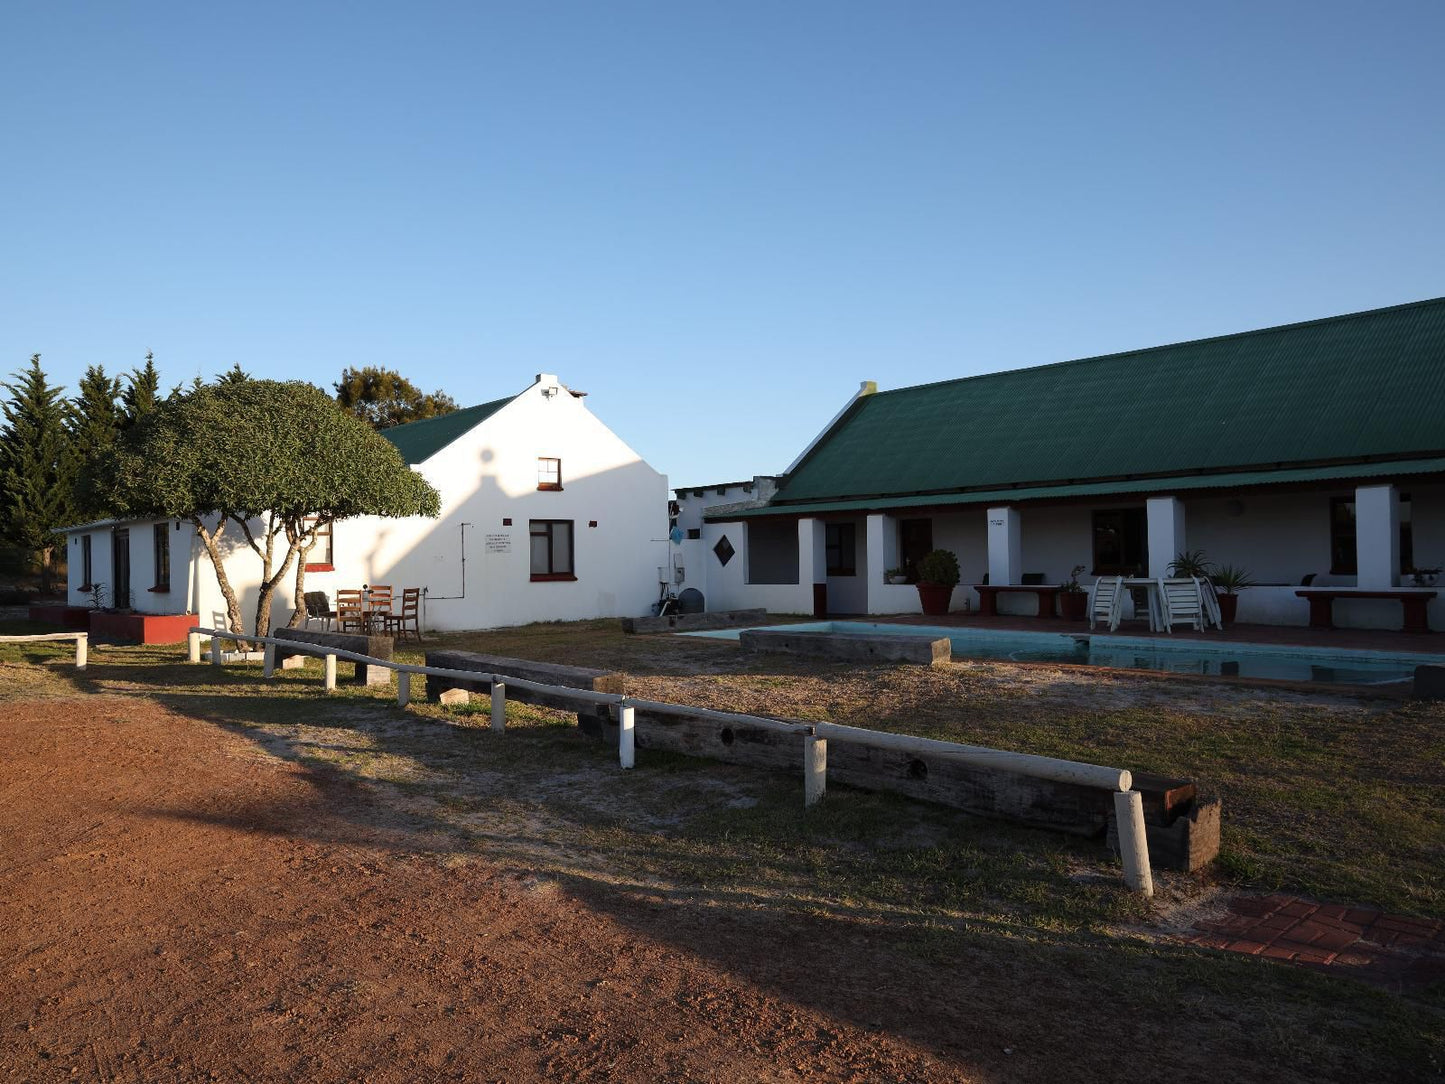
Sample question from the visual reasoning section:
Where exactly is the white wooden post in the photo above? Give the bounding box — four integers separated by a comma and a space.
187, 631, 201, 663
262, 644, 275, 678
397, 671, 411, 707
74, 634, 87, 670
1114, 789, 1154, 897
619, 702, 635, 769
803, 734, 826, 807
323, 653, 337, 693
210, 636, 221, 666
490, 681, 506, 732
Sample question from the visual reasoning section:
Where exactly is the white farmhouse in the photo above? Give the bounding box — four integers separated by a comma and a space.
61, 373, 669, 637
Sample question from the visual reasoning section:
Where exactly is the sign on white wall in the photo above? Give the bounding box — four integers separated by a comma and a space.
484, 533, 512, 554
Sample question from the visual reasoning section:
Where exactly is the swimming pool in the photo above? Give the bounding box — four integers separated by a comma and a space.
683, 620, 1445, 685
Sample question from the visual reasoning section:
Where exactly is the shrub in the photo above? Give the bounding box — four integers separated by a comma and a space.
917, 549, 961, 587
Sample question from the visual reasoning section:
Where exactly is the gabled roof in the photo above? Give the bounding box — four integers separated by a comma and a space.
380, 396, 515, 465
773, 297, 1445, 507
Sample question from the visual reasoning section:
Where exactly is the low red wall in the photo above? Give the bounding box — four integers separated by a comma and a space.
88, 611, 198, 645
28, 605, 92, 630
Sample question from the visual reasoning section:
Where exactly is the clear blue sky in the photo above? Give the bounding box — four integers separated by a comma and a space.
3, 1, 1442, 488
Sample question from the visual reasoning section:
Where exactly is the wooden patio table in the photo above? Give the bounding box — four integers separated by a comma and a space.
1294, 587, 1438, 633
973, 583, 1063, 619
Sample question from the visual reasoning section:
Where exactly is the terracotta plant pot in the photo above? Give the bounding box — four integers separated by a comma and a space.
1217, 593, 1239, 624
1058, 591, 1088, 621
916, 582, 955, 616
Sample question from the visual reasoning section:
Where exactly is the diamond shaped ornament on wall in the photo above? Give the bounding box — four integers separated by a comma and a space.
713, 535, 735, 567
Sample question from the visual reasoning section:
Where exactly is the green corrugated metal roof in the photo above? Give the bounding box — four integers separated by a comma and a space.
380, 396, 514, 465
711, 456, 1445, 519
775, 297, 1445, 505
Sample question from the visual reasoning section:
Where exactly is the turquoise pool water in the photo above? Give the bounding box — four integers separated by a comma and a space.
683, 621, 1444, 685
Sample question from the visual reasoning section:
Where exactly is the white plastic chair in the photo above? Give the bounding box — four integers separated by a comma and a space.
1089, 576, 1124, 631
1159, 578, 1207, 633
1198, 577, 1224, 628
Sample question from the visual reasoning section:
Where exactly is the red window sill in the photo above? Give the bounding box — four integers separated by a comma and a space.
147, 586, 171, 594
530, 573, 577, 582
536, 484, 563, 492
305, 564, 335, 573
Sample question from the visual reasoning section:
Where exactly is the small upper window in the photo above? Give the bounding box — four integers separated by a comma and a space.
538, 457, 562, 491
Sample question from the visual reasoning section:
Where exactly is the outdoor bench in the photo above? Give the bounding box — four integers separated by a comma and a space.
270, 626, 395, 685
1294, 588, 1437, 633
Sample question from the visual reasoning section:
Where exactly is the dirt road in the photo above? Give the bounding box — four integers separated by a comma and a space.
2, 697, 972, 1082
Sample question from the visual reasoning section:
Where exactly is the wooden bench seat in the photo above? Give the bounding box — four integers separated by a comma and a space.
1294, 588, 1438, 633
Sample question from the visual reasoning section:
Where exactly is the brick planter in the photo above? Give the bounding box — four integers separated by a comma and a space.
89, 611, 198, 644
28, 604, 92, 630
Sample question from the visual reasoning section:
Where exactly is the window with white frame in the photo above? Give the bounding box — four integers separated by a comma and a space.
537, 457, 562, 491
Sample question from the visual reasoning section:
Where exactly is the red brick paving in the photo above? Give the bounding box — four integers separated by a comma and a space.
1182, 893, 1445, 991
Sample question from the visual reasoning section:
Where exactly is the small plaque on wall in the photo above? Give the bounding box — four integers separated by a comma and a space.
484, 533, 511, 554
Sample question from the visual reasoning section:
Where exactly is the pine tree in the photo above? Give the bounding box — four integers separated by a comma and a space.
215, 363, 252, 386
121, 352, 161, 428
68, 365, 124, 520
0, 356, 74, 592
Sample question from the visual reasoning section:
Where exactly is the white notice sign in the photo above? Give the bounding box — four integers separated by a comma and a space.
484, 533, 511, 554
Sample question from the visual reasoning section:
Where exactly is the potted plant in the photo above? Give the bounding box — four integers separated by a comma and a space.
1211, 564, 1257, 624
1058, 565, 1088, 620
1407, 565, 1441, 587
915, 549, 960, 616
1167, 550, 1213, 579
884, 567, 910, 586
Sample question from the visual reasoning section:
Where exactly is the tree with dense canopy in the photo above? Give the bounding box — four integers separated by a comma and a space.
335, 366, 459, 429
120, 353, 161, 428
87, 379, 441, 636
68, 365, 124, 520
0, 356, 74, 592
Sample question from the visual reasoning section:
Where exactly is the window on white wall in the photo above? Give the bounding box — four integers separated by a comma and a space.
537, 457, 562, 491
152, 523, 170, 591
81, 535, 93, 589
304, 517, 334, 572
825, 523, 856, 576
530, 520, 574, 580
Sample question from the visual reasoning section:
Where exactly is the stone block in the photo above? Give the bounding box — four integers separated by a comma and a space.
1414, 664, 1445, 699
621, 608, 769, 634
424, 650, 623, 709
739, 629, 950, 666
438, 688, 470, 707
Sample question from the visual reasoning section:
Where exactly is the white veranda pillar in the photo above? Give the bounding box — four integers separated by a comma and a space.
1146, 496, 1186, 579
1355, 484, 1400, 589
987, 507, 1022, 586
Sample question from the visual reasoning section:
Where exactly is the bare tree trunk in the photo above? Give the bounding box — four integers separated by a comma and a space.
238, 513, 302, 638
194, 517, 244, 637
38, 545, 54, 595
287, 525, 322, 628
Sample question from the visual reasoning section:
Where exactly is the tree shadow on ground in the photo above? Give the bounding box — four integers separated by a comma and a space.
20, 641, 1445, 1082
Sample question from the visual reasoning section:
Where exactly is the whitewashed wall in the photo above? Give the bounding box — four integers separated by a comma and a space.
65, 375, 669, 634
312, 375, 669, 631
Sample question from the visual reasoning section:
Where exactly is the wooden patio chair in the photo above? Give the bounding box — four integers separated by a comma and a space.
1089, 576, 1124, 631
302, 590, 335, 631
385, 587, 423, 643
336, 589, 366, 634
366, 585, 394, 633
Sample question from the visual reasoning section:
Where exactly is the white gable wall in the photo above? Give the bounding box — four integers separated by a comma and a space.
310, 376, 669, 631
